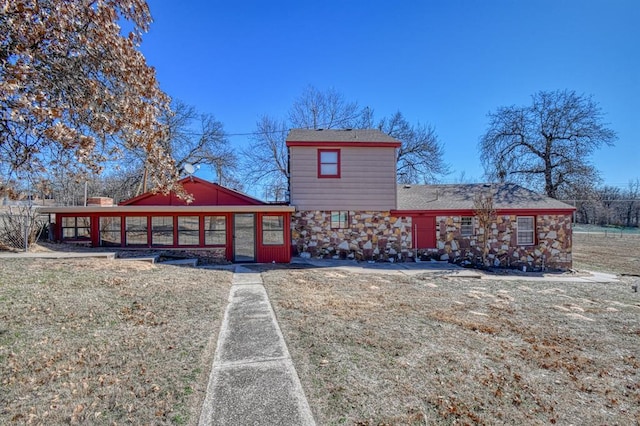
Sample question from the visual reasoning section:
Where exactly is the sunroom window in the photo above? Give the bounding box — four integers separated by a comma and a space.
262, 215, 284, 245
204, 216, 226, 246
99, 217, 121, 246
178, 216, 199, 246
125, 216, 147, 246
62, 216, 91, 240
151, 216, 174, 246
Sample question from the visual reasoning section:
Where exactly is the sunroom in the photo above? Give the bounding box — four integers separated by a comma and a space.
39, 177, 294, 263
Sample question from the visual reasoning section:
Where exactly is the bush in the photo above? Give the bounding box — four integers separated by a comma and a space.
0, 206, 47, 250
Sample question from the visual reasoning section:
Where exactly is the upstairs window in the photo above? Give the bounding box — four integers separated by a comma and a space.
318, 149, 340, 178
517, 216, 535, 245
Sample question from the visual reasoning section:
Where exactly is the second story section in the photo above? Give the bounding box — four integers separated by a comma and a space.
286, 129, 401, 211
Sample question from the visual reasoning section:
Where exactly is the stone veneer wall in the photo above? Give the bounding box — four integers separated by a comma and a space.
291, 211, 412, 261
424, 214, 572, 270
292, 211, 572, 270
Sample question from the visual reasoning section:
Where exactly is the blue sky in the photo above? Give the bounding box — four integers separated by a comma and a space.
140, 0, 639, 190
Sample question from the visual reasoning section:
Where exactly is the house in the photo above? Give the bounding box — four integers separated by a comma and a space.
40, 177, 294, 263
39, 128, 575, 269
394, 183, 574, 269
287, 128, 575, 270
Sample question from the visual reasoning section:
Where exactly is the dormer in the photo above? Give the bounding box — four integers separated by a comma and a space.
286, 129, 401, 211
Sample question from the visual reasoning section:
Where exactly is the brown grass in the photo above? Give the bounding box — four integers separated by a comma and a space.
1, 232, 637, 425
263, 236, 640, 425
573, 232, 640, 276
0, 258, 232, 425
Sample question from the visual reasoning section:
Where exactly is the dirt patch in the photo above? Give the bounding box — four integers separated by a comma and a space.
264, 268, 640, 424
0, 258, 232, 425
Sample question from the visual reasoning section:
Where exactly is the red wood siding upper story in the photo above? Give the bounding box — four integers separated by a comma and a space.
289, 145, 398, 211
120, 176, 263, 206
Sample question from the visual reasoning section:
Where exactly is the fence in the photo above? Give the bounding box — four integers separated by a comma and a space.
0, 206, 49, 250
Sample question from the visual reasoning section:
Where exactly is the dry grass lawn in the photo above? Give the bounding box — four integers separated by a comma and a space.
263, 234, 640, 425
1, 232, 637, 425
573, 232, 640, 276
0, 258, 232, 425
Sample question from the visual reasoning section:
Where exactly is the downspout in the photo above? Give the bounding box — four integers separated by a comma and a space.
286, 146, 291, 204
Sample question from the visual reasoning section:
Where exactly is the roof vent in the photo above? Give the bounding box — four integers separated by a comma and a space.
403, 184, 411, 189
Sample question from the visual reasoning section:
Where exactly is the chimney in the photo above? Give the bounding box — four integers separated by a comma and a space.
87, 197, 114, 207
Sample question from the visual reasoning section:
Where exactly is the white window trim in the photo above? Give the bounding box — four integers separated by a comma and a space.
517, 216, 535, 245
460, 216, 474, 237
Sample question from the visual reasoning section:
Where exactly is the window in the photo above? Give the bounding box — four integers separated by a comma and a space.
330, 211, 349, 228
262, 215, 284, 245
125, 216, 148, 246
517, 216, 535, 245
177, 216, 200, 246
152, 216, 174, 246
100, 217, 121, 246
204, 216, 226, 245
460, 217, 474, 237
318, 149, 340, 178
62, 216, 90, 240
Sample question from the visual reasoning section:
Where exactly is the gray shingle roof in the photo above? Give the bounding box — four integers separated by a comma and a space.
396, 183, 575, 211
286, 128, 400, 144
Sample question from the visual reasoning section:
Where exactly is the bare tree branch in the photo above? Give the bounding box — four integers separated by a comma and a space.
479, 90, 617, 198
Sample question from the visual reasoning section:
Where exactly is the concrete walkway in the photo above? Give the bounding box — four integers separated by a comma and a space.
198, 266, 315, 426
0, 251, 116, 259
291, 257, 621, 283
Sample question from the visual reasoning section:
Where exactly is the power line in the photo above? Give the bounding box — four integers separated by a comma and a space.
169, 113, 365, 139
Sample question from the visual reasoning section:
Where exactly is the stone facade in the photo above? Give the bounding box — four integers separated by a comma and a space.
423, 214, 572, 270
291, 211, 412, 261
292, 211, 573, 270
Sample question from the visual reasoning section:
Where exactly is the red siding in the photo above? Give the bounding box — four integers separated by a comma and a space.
256, 212, 291, 263
55, 211, 292, 263
120, 177, 263, 206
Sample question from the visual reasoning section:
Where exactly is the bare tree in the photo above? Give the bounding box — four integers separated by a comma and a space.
157, 100, 237, 186
479, 90, 617, 198
288, 85, 361, 130
622, 179, 640, 228
473, 188, 496, 267
379, 111, 449, 184
243, 86, 361, 199
103, 100, 239, 197
242, 116, 289, 201
242, 87, 449, 199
